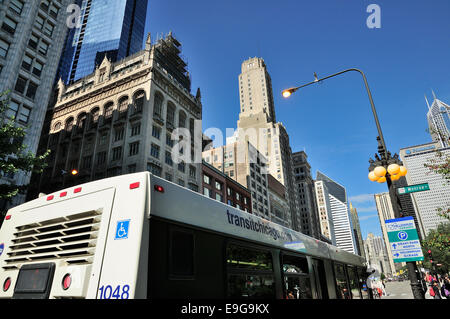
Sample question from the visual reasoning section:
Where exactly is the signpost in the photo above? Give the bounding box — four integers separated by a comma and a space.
397, 183, 430, 195
385, 216, 424, 263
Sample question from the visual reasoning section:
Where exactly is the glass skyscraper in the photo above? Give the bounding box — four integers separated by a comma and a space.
58, 0, 148, 84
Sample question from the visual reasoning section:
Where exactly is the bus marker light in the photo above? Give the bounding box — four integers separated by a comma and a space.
74, 187, 82, 194
130, 182, 140, 190
60, 192, 68, 198
154, 185, 164, 193
5, 215, 11, 221
3, 278, 11, 292
62, 274, 71, 290
47, 195, 54, 201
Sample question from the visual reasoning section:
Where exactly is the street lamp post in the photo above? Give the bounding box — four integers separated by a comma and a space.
283, 68, 425, 299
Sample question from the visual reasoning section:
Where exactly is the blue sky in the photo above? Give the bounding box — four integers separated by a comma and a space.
144, 0, 450, 239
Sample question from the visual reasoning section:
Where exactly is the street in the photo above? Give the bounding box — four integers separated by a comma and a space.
381, 281, 433, 299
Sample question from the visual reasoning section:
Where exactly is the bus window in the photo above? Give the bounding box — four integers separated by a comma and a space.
334, 263, 350, 299
226, 244, 275, 298
169, 228, 195, 278
358, 267, 370, 299
347, 266, 362, 299
282, 254, 312, 299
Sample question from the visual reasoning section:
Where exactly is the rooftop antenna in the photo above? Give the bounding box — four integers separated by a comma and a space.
431, 89, 437, 101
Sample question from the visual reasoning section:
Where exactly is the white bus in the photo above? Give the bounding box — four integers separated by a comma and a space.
0, 172, 369, 299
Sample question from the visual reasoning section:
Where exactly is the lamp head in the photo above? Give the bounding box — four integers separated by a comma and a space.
282, 88, 297, 98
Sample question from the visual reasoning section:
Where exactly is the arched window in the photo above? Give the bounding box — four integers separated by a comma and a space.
77, 113, 87, 132
53, 122, 62, 132
153, 91, 163, 118
133, 90, 145, 113
166, 101, 175, 126
65, 117, 74, 131
104, 102, 114, 118
118, 96, 128, 112
179, 110, 186, 128
90, 107, 100, 128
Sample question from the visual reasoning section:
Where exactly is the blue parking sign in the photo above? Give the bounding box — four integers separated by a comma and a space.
115, 220, 130, 240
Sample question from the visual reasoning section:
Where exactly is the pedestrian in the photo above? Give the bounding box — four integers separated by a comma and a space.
442, 275, 450, 299
432, 281, 442, 299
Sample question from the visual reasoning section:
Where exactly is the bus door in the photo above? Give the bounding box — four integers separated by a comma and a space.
312, 258, 329, 299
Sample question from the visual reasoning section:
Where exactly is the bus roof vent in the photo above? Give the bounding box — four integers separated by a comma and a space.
2, 210, 103, 270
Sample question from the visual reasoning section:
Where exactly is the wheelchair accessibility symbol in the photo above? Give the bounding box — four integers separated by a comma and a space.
115, 220, 130, 240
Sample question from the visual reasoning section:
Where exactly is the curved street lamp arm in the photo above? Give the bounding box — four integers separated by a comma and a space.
288, 68, 388, 155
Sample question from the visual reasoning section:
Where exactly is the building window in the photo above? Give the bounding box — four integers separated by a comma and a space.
81, 156, 92, 170
203, 187, 210, 197
131, 123, 141, 136
26, 82, 38, 100
178, 161, 185, 173
5, 100, 19, 120
38, 41, 49, 55
32, 60, 44, 77
9, 0, 24, 15
165, 173, 173, 181
178, 179, 185, 187
153, 92, 163, 118
167, 102, 175, 126
150, 144, 160, 159
0, 39, 10, 58
189, 165, 196, 179
128, 164, 137, 173
216, 193, 223, 202
2, 16, 17, 35
215, 181, 222, 191
203, 174, 210, 184
166, 132, 174, 147
147, 163, 162, 177
96, 151, 106, 165
165, 151, 173, 166
17, 106, 31, 124
28, 34, 38, 49
14, 76, 27, 94
22, 55, 33, 71
152, 125, 161, 139
114, 127, 124, 141
112, 147, 122, 161
129, 142, 139, 156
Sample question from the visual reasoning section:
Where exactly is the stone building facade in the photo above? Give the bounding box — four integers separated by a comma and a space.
29, 33, 203, 197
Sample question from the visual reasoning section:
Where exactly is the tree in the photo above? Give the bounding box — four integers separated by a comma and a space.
0, 91, 50, 218
424, 128, 450, 220
421, 223, 450, 275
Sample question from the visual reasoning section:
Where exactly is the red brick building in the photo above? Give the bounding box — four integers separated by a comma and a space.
202, 161, 252, 213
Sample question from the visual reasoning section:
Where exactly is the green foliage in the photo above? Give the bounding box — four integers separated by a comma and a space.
0, 91, 50, 202
421, 223, 450, 274
423, 129, 450, 221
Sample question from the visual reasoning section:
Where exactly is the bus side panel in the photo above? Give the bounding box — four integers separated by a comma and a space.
148, 219, 226, 299
94, 174, 148, 299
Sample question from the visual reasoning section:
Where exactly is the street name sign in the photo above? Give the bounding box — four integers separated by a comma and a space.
397, 183, 429, 195
385, 216, 424, 263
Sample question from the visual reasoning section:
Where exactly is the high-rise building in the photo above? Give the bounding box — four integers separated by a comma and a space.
314, 179, 335, 245
349, 203, 365, 258
399, 141, 450, 236
426, 94, 450, 147
232, 57, 300, 231
28, 33, 203, 198
58, 0, 148, 84
0, 0, 72, 208
202, 141, 274, 224
364, 233, 393, 277
316, 171, 357, 254
374, 193, 404, 275
292, 151, 321, 239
